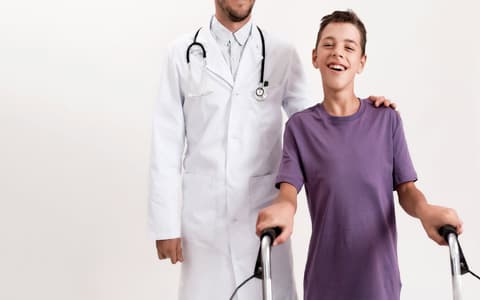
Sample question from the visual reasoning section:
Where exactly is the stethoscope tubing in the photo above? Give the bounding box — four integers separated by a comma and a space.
186, 28, 205, 63
186, 26, 268, 100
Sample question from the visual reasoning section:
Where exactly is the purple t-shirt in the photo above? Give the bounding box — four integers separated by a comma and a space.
276, 99, 417, 300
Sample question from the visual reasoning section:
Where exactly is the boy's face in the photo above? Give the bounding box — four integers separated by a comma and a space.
312, 22, 366, 93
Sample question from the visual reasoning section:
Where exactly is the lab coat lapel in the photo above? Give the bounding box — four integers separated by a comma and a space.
235, 28, 263, 86
196, 26, 234, 88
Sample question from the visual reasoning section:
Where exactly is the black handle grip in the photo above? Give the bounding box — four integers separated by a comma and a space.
260, 227, 282, 242
438, 225, 457, 243
438, 225, 473, 275
260, 227, 282, 243
254, 227, 283, 279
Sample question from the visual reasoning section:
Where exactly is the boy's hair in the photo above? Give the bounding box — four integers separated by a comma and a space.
315, 10, 367, 55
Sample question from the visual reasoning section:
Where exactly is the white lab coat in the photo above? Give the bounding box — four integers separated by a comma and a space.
149, 19, 313, 300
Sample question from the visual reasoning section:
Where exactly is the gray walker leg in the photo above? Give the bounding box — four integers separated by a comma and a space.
447, 232, 463, 300
258, 227, 281, 300
439, 225, 466, 300
228, 227, 281, 300
260, 235, 273, 300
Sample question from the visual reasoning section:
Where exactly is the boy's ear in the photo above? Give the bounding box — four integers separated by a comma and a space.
357, 54, 367, 74
312, 48, 319, 69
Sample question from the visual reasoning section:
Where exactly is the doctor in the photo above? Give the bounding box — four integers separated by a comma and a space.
149, 1, 393, 299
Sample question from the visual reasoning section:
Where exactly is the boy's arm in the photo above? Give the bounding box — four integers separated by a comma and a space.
397, 181, 463, 245
256, 182, 298, 246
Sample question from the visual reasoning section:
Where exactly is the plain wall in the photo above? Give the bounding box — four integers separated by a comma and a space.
0, 0, 479, 299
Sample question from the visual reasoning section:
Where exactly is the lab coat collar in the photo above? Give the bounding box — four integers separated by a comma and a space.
210, 16, 253, 47
192, 18, 263, 88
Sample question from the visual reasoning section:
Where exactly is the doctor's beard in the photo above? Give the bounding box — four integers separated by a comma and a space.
218, 0, 255, 23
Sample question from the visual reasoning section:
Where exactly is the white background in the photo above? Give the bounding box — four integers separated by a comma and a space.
1, 0, 479, 299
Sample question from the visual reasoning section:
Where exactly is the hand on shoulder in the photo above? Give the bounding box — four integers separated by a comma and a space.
368, 95, 397, 110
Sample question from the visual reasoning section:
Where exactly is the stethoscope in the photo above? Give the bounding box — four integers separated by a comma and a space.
186, 26, 269, 101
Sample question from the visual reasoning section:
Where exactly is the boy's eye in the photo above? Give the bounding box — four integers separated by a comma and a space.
323, 43, 333, 48
345, 46, 355, 51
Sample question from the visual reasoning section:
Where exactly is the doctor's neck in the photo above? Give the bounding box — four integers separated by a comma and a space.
322, 89, 360, 117
215, 1, 253, 32
215, 13, 252, 32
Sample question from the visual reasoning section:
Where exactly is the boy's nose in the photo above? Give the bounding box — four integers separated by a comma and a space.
331, 51, 344, 58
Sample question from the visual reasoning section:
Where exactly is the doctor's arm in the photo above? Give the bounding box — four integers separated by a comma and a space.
396, 181, 463, 245
256, 182, 298, 246
281, 46, 314, 116
149, 43, 186, 264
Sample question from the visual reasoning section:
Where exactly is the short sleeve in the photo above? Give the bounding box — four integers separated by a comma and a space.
392, 113, 417, 189
275, 119, 305, 192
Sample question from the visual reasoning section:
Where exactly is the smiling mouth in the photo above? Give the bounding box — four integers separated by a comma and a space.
328, 64, 347, 71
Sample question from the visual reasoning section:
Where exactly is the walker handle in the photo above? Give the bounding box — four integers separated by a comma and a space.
260, 227, 282, 243
439, 224, 470, 276
439, 225, 457, 242
254, 227, 282, 280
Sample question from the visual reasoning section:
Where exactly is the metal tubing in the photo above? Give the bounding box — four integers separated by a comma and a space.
261, 235, 273, 300
447, 233, 463, 300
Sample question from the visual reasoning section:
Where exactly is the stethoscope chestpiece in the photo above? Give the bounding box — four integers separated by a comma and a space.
255, 81, 269, 102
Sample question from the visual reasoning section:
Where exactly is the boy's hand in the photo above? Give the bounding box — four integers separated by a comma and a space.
418, 204, 463, 245
256, 201, 296, 246
156, 238, 184, 264
368, 95, 397, 110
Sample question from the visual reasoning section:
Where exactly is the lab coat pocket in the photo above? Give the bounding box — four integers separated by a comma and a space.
181, 173, 218, 245
248, 84, 284, 131
183, 57, 214, 99
248, 173, 277, 213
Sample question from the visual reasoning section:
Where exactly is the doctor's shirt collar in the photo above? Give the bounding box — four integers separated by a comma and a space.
210, 16, 253, 47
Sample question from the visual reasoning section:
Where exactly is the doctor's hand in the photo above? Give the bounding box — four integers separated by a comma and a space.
368, 95, 397, 110
156, 238, 184, 264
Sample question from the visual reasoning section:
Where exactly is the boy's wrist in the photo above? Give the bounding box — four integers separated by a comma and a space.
274, 196, 297, 214
416, 202, 430, 220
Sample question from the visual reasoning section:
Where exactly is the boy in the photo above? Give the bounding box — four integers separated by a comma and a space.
255, 10, 463, 300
